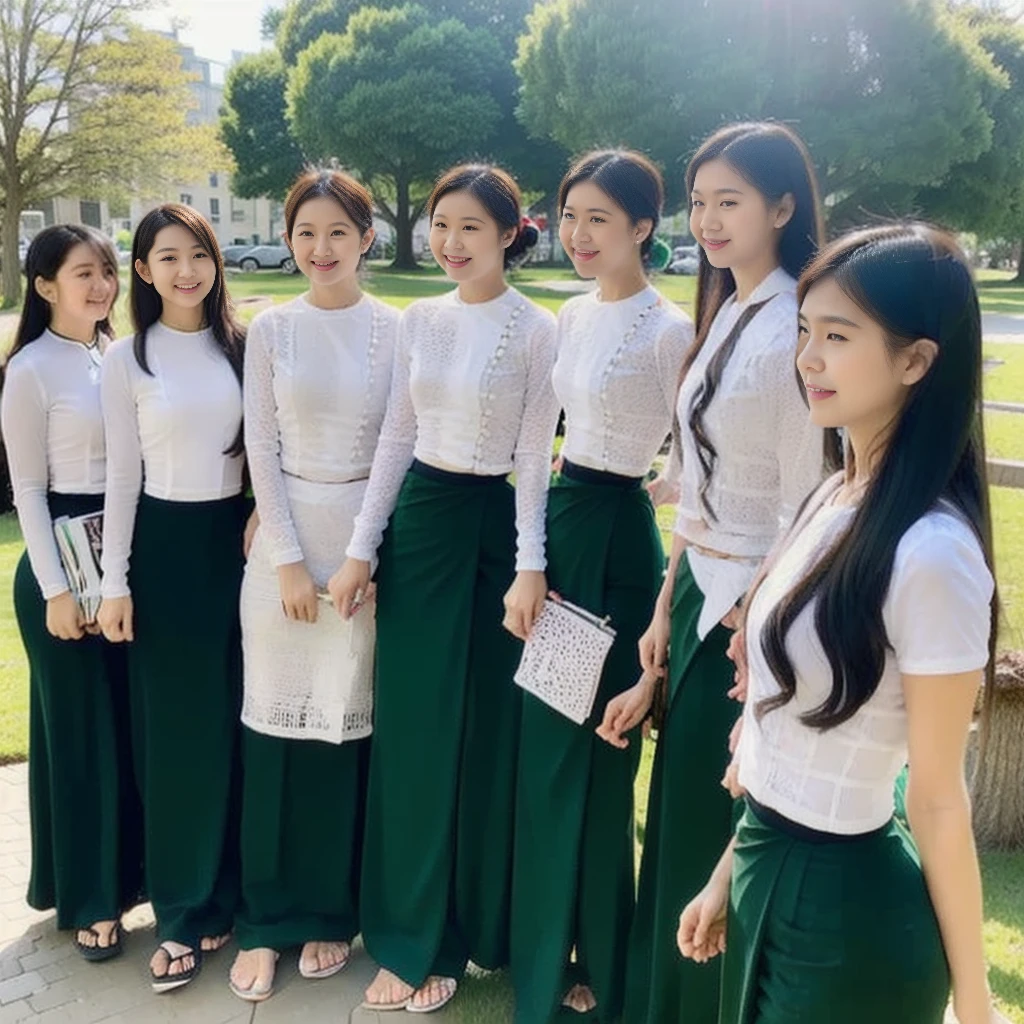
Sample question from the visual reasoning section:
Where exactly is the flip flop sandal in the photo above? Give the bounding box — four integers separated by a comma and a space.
74, 922, 122, 963
150, 942, 202, 993
407, 976, 458, 1014
299, 943, 350, 980
229, 951, 279, 1003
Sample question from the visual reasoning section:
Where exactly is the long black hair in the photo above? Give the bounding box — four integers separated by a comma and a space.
757, 223, 997, 732
7, 224, 119, 364
680, 122, 827, 520
557, 149, 664, 269
428, 163, 538, 269
130, 204, 245, 455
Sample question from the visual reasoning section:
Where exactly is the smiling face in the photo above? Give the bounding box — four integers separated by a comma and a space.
135, 222, 216, 319
558, 179, 650, 282
689, 157, 793, 274
797, 275, 937, 447
429, 189, 516, 285
34, 241, 118, 337
289, 194, 372, 288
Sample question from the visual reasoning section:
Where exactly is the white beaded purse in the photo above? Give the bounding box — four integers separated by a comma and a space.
514, 598, 617, 725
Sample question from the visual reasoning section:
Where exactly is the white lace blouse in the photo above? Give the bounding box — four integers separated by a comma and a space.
674, 267, 825, 636
1, 331, 107, 599
244, 294, 400, 567
553, 285, 693, 477
346, 287, 559, 572
100, 323, 244, 598
739, 489, 993, 834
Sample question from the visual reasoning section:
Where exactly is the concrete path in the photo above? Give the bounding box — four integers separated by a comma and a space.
0, 765, 478, 1023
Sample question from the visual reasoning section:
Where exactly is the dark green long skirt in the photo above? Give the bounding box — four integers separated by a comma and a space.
235, 728, 368, 950
127, 493, 245, 947
722, 799, 949, 1023
623, 555, 740, 1024
17, 492, 143, 930
361, 461, 521, 987
511, 469, 663, 1024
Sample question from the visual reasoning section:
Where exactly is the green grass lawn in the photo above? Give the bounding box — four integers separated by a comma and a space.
0, 264, 1020, 1021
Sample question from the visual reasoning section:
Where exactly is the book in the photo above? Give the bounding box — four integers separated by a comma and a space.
53, 511, 104, 622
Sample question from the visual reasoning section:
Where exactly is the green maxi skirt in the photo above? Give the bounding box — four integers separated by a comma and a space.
623, 555, 740, 1024
721, 798, 949, 1023
234, 729, 368, 950
511, 464, 663, 1024
127, 493, 246, 947
361, 461, 521, 987
16, 492, 144, 930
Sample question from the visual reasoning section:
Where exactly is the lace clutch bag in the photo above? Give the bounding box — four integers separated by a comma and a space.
514, 598, 617, 725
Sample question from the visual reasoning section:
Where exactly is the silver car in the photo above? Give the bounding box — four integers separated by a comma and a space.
237, 244, 297, 274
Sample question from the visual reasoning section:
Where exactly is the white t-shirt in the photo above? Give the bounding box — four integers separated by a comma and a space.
739, 488, 994, 834
1, 330, 107, 598
100, 323, 244, 598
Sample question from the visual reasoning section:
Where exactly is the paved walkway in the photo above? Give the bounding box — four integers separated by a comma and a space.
0, 765, 469, 1023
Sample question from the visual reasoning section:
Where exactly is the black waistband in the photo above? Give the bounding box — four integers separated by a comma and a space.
410, 458, 507, 486
746, 795, 891, 845
560, 459, 644, 490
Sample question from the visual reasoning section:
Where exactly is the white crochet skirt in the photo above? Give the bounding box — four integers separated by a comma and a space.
240, 475, 374, 744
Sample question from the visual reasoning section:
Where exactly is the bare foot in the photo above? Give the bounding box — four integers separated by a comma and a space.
200, 932, 231, 953
299, 940, 350, 978
229, 947, 278, 999
409, 976, 458, 1012
76, 919, 118, 951
364, 967, 415, 1008
151, 940, 195, 979
562, 983, 598, 1014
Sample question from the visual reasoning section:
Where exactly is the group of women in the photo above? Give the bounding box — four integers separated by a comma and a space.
1, 116, 1009, 1024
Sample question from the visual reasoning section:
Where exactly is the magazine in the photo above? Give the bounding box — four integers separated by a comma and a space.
53, 511, 104, 622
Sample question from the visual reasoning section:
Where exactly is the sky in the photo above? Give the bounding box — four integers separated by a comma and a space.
136, 0, 286, 66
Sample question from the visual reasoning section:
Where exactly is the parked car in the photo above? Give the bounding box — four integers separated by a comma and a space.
667, 253, 700, 275
238, 244, 297, 274
220, 244, 256, 267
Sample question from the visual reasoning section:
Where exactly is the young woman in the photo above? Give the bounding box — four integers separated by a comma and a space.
509, 150, 692, 1024
1, 225, 142, 962
678, 222, 1009, 1024
329, 163, 558, 1014
97, 204, 247, 992
598, 122, 828, 1023
228, 169, 399, 1002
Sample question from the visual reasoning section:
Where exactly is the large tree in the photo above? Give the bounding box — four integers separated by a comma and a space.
287, 4, 507, 267
221, 0, 566, 266
918, 10, 1024, 275
221, 50, 306, 201
0, 1, 226, 306
516, 0, 1002, 220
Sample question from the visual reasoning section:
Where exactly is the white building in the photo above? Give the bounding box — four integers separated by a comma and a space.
129, 34, 280, 249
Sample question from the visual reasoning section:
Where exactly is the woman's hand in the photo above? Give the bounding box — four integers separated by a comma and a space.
278, 561, 319, 623
725, 626, 748, 701
45, 591, 85, 641
327, 558, 371, 620
243, 508, 259, 559
638, 597, 672, 678
596, 672, 658, 749
97, 596, 134, 643
677, 873, 730, 963
502, 571, 547, 641
645, 474, 679, 508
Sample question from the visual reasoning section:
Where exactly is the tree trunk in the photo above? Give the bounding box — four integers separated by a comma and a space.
390, 171, 420, 271
1014, 238, 1024, 283
1, 195, 24, 309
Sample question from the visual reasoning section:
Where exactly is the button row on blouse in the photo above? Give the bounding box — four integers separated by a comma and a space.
600, 303, 658, 466
474, 304, 525, 465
